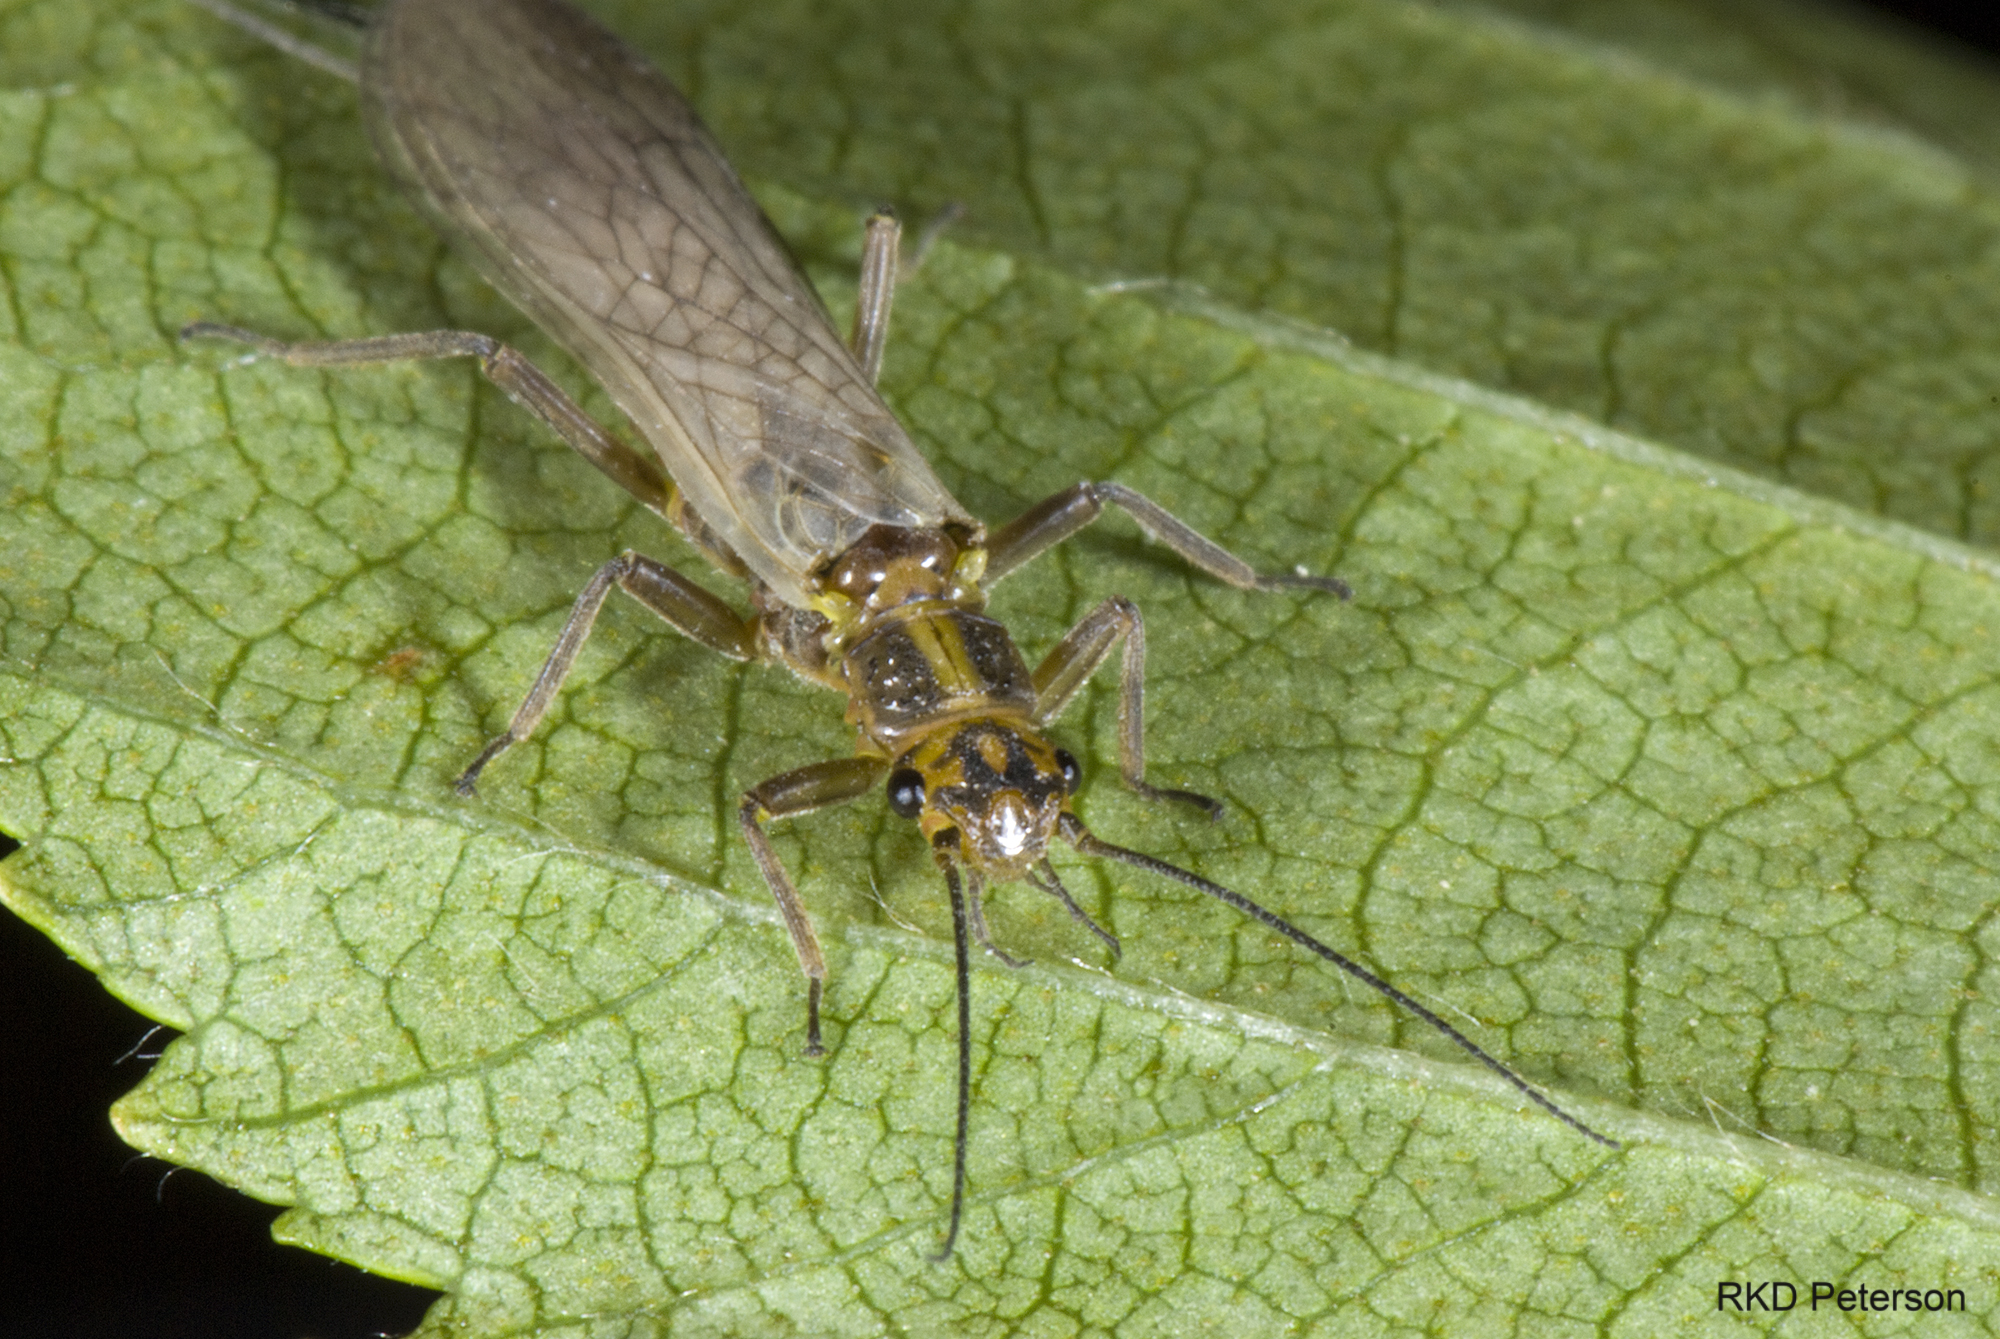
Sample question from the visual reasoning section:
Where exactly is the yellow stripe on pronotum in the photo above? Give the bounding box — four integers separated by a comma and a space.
185, 0, 1618, 1261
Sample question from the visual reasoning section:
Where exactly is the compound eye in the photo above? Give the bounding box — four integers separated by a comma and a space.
1054, 749, 1082, 795
886, 768, 926, 819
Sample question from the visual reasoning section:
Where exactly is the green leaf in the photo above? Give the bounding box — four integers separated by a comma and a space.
6, 0, 2000, 1334
634, 0, 2000, 549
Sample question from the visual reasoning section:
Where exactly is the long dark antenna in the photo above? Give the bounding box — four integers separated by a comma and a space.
1061, 814, 1619, 1148
931, 852, 974, 1261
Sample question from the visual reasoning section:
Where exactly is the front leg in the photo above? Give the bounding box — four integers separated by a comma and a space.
740, 756, 891, 1055
1030, 595, 1221, 818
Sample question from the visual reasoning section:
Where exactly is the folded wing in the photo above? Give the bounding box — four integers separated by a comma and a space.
361, 0, 973, 608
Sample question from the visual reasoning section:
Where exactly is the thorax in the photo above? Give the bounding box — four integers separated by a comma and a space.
753, 523, 1038, 756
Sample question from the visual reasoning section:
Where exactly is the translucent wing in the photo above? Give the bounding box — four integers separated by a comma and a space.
360, 0, 974, 608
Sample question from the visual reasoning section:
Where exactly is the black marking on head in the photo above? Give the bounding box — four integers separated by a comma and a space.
941, 723, 1065, 809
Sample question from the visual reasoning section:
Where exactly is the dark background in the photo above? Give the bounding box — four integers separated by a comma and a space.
1878, 0, 1999, 53
4, 2, 1997, 1336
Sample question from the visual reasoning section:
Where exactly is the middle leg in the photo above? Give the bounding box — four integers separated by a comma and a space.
1030, 595, 1222, 817
456, 551, 758, 793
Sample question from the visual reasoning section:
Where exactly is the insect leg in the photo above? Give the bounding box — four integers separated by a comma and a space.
985, 480, 1351, 595
740, 756, 891, 1055
455, 552, 758, 792
963, 869, 1030, 968
1030, 595, 1222, 817
183, 0, 362, 81
181, 322, 677, 520
1030, 862, 1121, 959
849, 211, 900, 385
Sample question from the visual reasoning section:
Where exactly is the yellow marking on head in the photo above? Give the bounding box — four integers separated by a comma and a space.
895, 718, 1073, 879
974, 731, 1011, 776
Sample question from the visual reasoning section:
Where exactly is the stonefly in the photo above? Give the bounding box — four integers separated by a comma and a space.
185, 0, 1617, 1259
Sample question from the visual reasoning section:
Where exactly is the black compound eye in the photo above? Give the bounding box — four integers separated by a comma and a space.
1055, 749, 1082, 795
886, 768, 926, 819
